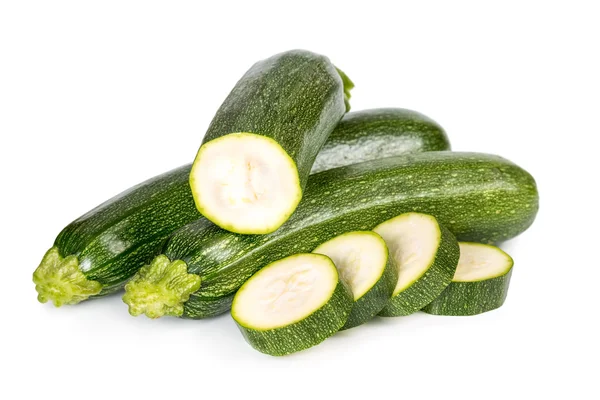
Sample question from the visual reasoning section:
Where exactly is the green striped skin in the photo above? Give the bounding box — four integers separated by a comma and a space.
422, 271, 512, 316
342, 256, 396, 329
232, 257, 353, 356
422, 244, 514, 316
151, 152, 538, 319
52, 165, 200, 295
35, 107, 449, 307
182, 293, 235, 319
195, 49, 351, 194
312, 108, 450, 173
377, 221, 460, 317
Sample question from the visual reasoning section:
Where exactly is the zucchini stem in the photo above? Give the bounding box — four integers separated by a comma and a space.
335, 66, 354, 112
33, 247, 102, 307
122, 255, 201, 319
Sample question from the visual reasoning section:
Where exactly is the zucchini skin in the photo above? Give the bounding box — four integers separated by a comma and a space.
41, 108, 452, 301
422, 270, 513, 316
343, 253, 397, 329
312, 108, 450, 173
200, 49, 348, 191
378, 222, 460, 317
161, 152, 538, 319
54, 165, 199, 294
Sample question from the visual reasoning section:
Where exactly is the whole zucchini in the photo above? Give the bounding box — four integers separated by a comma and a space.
122, 152, 539, 319
189, 50, 352, 235
33, 109, 450, 307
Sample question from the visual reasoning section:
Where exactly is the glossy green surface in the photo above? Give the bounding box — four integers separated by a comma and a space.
312, 108, 450, 173
160, 152, 538, 319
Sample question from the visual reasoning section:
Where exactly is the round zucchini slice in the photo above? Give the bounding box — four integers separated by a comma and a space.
374, 212, 460, 317
231, 253, 353, 356
422, 242, 514, 316
190, 132, 302, 235
313, 231, 396, 329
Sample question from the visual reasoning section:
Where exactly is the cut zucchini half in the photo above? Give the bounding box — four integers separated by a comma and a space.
422, 242, 514, 316
313, 231, 396, 329
231, 253, 353, 356
190, 132, 302, 235
374, 212, 460, 317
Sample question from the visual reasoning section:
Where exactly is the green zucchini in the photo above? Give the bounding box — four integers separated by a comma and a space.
313, 231, 396, 329
33, 165, 200, 306
33, 108, 450, 307
312, 108, 450, 173
374, 213, 460, 317
123, 152, 538, 319
34, 110, 449, 306
190, 50, 352, 235
231, 253, 353, 356
422, 242, 514, 316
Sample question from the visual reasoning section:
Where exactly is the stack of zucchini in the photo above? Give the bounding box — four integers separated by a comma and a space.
33, 50, 539, 356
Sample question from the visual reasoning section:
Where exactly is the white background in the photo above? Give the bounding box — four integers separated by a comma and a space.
1, 1, 598, 399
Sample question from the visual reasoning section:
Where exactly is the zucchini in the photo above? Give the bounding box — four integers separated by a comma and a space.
33, 108, 449, 307
189, 50, 352, 235
33, 165, 200, 306
312, 231, 396, 329
312, 108, 450, 173
422, 242, 514, 316
373, 213, 460, 317
231, 253, 353, 356
123, 152, 538, 319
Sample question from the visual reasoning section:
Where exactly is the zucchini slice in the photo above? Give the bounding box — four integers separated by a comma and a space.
422, 243, 514, 316
231, 253, 353, 356
374, 213, 460, 317
190, 50, 352, 235
312, 231, 396, 329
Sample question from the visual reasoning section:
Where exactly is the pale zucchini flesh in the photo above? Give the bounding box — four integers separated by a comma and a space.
190, 133, 302, 235
422, 242, 514, 316
374, 212, 460, 317
232, 253, 353, 356
313, 231, 396, 329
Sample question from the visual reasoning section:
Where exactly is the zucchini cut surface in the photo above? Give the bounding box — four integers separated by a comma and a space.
374, 213, 460, 316
453, 242, 513, 282
190, 133, 302, 235
422, 242, 514, 316
232, 253, 353, 356
313, 231, 396, 329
